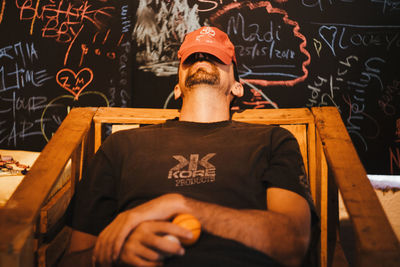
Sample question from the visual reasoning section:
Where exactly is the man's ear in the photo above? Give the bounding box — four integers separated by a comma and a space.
231, 81, 244, 98
174, 84, 182, 100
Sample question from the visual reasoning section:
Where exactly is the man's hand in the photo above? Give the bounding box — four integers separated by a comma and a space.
118, 221, 191, 267
93, 194, 189, 266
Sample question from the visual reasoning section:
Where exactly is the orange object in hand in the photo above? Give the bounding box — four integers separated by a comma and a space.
172, 213, 201, 246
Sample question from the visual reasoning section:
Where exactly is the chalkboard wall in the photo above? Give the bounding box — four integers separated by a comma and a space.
0, 0, 132, 150
1, 0, 399, 175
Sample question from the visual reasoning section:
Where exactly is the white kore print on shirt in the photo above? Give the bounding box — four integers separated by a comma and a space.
168, 153, 216, 186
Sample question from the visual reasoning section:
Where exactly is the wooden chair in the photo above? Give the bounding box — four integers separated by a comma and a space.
0, 107, 399, 267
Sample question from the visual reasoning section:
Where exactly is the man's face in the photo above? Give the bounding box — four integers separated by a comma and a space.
178, 52, 234, 95
182, 53, 222, 89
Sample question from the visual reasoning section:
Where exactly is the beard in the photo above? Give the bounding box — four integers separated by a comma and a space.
185, 64, 220, 89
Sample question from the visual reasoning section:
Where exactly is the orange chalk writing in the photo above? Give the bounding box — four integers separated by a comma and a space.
15, 0, 115, 43
211, 1, 310, 87
389, 147, 400, 174
56, 68, 93, 100
0, 0, 6, 24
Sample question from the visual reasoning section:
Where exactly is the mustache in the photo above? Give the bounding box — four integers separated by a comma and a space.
185, 67, 220, 88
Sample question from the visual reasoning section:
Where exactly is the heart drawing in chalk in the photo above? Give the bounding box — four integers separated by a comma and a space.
318, 26, 338, 56
56, 68, 94, 100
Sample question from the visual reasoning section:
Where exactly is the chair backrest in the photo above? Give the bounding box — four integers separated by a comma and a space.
0, 107, 398, 267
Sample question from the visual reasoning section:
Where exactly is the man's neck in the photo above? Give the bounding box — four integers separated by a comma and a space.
179, 88, 231, 123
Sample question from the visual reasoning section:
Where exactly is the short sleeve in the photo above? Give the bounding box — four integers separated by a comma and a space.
262, 127, 314, 209
66, 144, 118, 236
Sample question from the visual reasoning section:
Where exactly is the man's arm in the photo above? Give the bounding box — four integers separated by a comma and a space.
58, 230, 97, 267
185, 187, 311, 266
95, 189, 311, 267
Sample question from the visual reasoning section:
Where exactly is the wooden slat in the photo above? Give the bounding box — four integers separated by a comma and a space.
93, 107, 315, 125
93, 107, 180, 124
327, 169, 339, 265
82, 120, 95, 178
71, 141, 84, 193
320, 139, 329, 267
232, 108, 314, 124
280, 124, 308, 174
94, 121, 102, 153
112, 124, 140, 133
307, 122, 317, 203
39, 182, 72, 235
312, 107, 400, 266
37, 227, 72, 267
315, 129, 328, 267
0, 107, 97, 266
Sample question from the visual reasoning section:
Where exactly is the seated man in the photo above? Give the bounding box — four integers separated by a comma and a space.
61, 26, 319, 267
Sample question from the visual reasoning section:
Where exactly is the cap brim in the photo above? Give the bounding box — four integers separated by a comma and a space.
179, 44, 234, 65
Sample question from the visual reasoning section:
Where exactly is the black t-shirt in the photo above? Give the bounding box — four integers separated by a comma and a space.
68, 120, 319, 266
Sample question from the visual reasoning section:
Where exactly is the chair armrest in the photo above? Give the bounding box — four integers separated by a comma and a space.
0, 107, 97, 267
312, 107, 400, 266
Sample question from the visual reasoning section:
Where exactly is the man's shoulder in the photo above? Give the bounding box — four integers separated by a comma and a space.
111, 122, 166, 135
231, 121, 295, 139
102, 122, 167, 146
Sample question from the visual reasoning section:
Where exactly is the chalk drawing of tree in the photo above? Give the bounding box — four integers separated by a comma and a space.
133, 0, 201, 76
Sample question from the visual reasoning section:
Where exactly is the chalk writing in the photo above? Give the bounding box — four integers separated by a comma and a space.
306, 54, 357, 109
315, 24, 400, 56
389, 147, 400, 174
240, 79, 278, 109
0, 42, 52, 92
302, 0, 400, 13
0, 0, 5, 24
239, 64, 298, 80
0, 66, 52, 92
16, 0, 115, 42
121, 5, 131, 33
1, 1, 132, 151
0, 119, 45, 147
306, 74, 341, 109
342, 57, 384, 151
211, 1, 310, 87
14, 1, 119, 66
0, 93, 55, 118
78, 32, 119, 67
389, 119, 400, 174
378, 80, 400, 116
306, 53, 384, 152
40, 92, 109, 142
242, 88, 277, 108
228, 12, 298, 64
0, 42, 38, 67
371, 0, 400, 13
301, 0, 356, 12
108, 41, 131, 108
119, 41, 130, 88
196, 0, 239, 12
228, 13, 282, 43
56, 68, 94, 100
0, 39, 55, 148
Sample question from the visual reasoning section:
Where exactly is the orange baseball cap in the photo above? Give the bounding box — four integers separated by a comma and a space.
178, 26, 237, 65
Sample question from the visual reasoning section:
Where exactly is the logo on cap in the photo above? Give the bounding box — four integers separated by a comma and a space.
200, 27, 216, 37
196, 27, 216, 42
